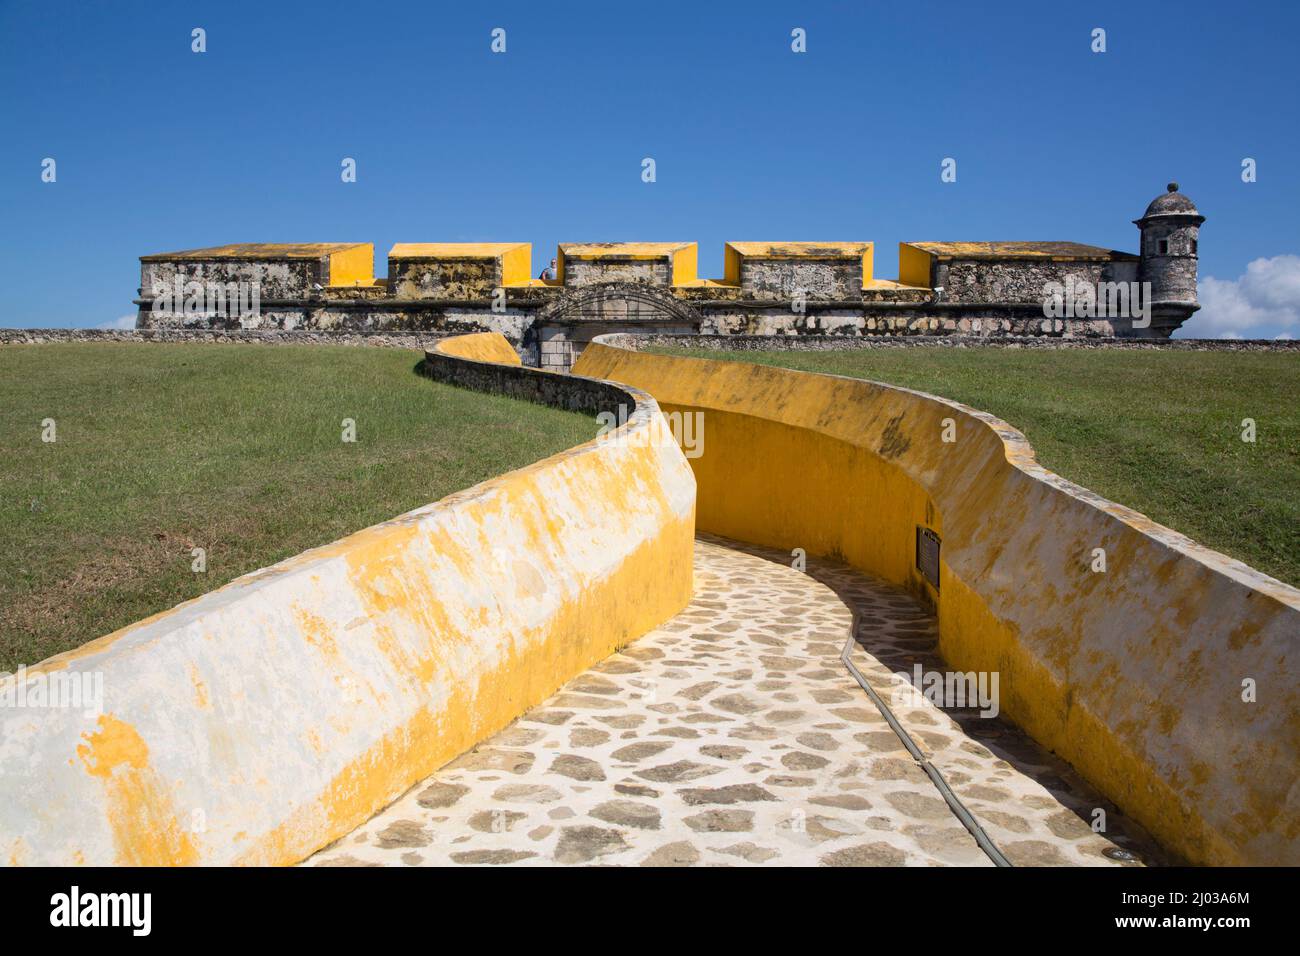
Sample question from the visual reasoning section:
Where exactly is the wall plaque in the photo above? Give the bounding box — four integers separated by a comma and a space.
916, 527, 941, 589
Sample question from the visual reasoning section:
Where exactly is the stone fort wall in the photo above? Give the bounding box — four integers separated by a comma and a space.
132, 233, 1199, 369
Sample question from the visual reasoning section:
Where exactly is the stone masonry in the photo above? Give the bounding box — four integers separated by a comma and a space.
306, 537, 1168, 867
135, 186, 1203, 369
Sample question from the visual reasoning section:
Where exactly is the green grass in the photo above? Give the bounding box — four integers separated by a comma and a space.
652, 345, 1300, 588
0, 343, 597, 670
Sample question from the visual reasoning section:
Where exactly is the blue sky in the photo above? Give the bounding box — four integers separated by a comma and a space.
1, 0, 1297, 336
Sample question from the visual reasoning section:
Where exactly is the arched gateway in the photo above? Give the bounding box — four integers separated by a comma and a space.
527, 282, 703, 371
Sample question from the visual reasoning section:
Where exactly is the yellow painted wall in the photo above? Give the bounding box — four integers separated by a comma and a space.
386, 244, 532, 296
670, 245, 698, 286
326, 244, 375, 287
720, 243, 874, 287
0, 335, 695, 866
501, 244, 533, 287
573, 340, 1300, 866
435, 331, 522, 365
554, 243, 697, 286
723, 245, 742, 286
658, 403, 935, 604
897, 243, 933, 288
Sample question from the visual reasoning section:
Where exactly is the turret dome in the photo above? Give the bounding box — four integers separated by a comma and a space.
1141, 182, 1201, 219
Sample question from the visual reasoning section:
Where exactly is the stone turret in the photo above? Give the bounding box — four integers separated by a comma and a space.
1135, 182, 1205, 336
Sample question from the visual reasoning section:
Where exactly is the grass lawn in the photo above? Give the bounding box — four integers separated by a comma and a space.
0, 343, 597, 670
652, 345, 1300, 588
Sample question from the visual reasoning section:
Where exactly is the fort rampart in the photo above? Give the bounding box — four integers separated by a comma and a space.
574, 333, 1300, 866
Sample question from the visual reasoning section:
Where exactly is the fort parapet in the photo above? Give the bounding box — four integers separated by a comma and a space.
136, 185, 1203, 369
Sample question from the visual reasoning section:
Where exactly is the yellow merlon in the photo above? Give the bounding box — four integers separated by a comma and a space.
326, 244, 375, 287
558, 242, 695, 259
903, 241, 1137, 261
388, 242, 529, 259
388, 243, 531, 286
142, 240, 1139, 292
724, 241, 874, 288
724, 241, 871, 257
140, 242, 370, 260
557, 243, 698, 286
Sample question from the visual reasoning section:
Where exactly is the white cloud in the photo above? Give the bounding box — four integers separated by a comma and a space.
1182, 254, 1300, 339
96, 314, 137, 330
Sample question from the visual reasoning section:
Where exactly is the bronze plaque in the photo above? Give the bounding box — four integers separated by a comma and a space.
916, 527, 941, 589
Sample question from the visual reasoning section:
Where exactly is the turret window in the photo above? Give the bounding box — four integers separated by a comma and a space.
1158, 239, 1169, 254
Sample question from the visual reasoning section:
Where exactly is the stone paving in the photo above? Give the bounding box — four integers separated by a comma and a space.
305, 535, 1167, 867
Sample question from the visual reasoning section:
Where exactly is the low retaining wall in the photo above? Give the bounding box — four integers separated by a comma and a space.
0, 333, 695, 866
574, 335, 1300, 866
8, 328, 1295, 356
0, 329, 450, 348
421, 331, 631, 412
606, 332, 1300, 353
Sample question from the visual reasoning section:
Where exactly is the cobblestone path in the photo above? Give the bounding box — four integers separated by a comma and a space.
306, 536, 1166, 867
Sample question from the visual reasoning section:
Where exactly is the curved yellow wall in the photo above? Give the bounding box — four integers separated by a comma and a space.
0, 336, 695, 866
573, 339, 1300, 866
433, 330, 523, 365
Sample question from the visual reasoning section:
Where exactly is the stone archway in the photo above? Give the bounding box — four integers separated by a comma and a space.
531, 282, 703, 370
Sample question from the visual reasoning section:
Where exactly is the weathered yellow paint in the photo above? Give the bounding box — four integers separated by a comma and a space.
674, 277, 740, 289
389, 242, 528, 259
21, 594, 211, 677
433, 331, 522, 365
140, 243, 371, 261
865, 277, 927, 291
573, 341, 1300, 866
134, 241, 376, 287
188, 664, 210, 710
558, 242, 695, 260
75, 715, 201, 867
723, 242, 874, 288
386, 244, 533, 289
724, 241, 872, 258
231, 408, 693, 865
236, 514, 692, 866
0, 334, 695, 866
901, 241, 1137, 262
555, 243, 699, 287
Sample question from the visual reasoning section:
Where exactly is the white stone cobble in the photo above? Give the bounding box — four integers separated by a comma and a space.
306, 536, 1165, 867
